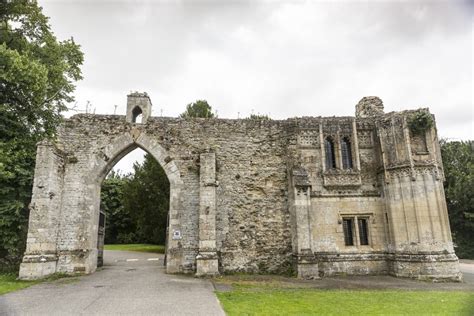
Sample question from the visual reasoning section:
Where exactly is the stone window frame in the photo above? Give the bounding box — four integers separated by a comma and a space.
339, 213, 373, 248
340, 136, 354, 170
342, 218, 355, 246
320, 118, 361, 175
323, 134, 356, 171
324, 136, 337, 170
321, 134, 362, 189
357, 217, 369, 246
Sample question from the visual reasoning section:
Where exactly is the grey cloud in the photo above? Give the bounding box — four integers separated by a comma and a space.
39, 0, 472, 142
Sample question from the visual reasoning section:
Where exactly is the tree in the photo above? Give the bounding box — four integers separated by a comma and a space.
1, 1, 83, 138
0, 0, 83, 270
100, 172, 137, 244
441, 140, 474, 259
180, 100, 215, 118
100, 156, 170, 245
122, 155, 170, 245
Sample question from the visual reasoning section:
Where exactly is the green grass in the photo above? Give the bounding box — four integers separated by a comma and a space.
0, 273, 40, 295
216, 286, 474, 315
0, 272, 77, 296
104, 244, 164, 253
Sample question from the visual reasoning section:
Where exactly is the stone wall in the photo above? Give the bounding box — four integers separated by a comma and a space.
19, 94, 461, 281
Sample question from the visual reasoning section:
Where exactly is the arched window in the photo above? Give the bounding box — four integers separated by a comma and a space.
132, 106, 143, 123
341, 137, 353, 169
325, 137, 336, 170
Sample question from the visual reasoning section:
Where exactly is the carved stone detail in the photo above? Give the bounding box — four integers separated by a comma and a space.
385, 165, 440, 180
297, 129, 319, 147
322, 170, 362, 188
357, 130, 374, 148
410, 132, 428, 154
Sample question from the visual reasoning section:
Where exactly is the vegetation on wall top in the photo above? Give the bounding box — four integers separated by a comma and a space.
407, 109, 434, 135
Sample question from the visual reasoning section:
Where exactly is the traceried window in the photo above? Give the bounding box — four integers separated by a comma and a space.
343, 218, 354, 246
341, 137, 353, 169
325, 137, 336, 170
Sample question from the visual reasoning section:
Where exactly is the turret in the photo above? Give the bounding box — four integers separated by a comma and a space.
126, 92, 152, 123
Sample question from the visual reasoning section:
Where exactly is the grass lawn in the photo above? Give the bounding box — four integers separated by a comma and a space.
0, 273, 40, 295
0, 273, 77, 296
104, 244, 164, 253
216, 285, 474, 315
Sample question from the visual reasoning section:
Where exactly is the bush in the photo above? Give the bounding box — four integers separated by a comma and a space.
407, 109, 434, 135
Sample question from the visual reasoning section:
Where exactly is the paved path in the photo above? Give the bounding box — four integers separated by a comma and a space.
0, 250, 225, 316
460, 260, 474, 284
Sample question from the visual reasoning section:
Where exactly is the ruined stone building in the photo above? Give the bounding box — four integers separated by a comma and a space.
19, 93, 461, 281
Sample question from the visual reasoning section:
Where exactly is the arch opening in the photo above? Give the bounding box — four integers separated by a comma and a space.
88, 134, 183, 273
98, 146, 170, 269
132, 106, 143, 123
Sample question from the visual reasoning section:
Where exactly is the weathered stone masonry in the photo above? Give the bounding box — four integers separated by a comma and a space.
19, 93, 461, 281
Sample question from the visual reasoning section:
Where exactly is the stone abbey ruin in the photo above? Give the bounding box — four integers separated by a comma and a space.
19, 93, 461, 281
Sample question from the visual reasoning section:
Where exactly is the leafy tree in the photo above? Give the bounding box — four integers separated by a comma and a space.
441, 140, 474, 259
100, 156, 170, 246
1, 1, 83, 137
180, 100, 215, 118
121, 155, 170, 245
0, 0, 83, 270
100, 172, 137, 244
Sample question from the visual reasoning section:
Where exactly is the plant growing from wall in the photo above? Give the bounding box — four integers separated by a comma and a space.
407, 109, 434, 135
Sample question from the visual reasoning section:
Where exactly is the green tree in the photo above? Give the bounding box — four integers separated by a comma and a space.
441, 140, 474, 259
180, 100, 215, 118
122, 155, 170, 245
0, 0, 83, 270
100, 172, 138, 244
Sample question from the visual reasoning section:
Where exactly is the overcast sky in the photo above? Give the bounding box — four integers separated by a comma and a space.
40, 0, 473, 173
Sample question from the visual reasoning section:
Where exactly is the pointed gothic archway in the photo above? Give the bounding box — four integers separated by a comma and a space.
19, 129, 188, 279
89, 131, 184, 273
